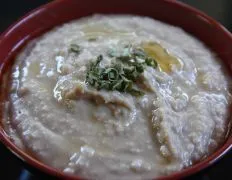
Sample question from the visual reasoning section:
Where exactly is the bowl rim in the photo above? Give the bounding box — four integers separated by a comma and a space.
0, 0, 232, 179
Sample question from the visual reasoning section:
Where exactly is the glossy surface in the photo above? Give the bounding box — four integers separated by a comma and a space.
0, 0, 232, 179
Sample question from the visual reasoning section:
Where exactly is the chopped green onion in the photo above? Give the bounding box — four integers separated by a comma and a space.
70, 44, 81, 54
86, 45, 158, 96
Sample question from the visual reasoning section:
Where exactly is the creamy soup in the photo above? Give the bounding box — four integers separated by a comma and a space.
4, 15, 232, 180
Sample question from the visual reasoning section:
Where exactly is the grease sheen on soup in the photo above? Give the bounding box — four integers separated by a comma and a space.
5, 15, 232, 180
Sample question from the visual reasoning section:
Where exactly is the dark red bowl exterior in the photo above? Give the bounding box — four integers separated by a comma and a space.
0, 0, 232, 179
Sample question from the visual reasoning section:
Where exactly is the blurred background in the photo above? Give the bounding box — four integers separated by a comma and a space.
0, 0, 231, 179
1, 0, 232, 32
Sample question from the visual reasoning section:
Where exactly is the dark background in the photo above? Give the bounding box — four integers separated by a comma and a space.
0, 0, 231, 179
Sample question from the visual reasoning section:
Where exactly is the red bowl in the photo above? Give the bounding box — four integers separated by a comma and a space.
0, 0, 232, 179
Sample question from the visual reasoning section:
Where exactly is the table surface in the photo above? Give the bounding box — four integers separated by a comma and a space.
0, 0, 231, 179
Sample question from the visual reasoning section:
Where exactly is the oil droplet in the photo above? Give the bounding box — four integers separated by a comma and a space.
27, 61, 40, 77
82, 24, 136, 39
142, 42, 182, 73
